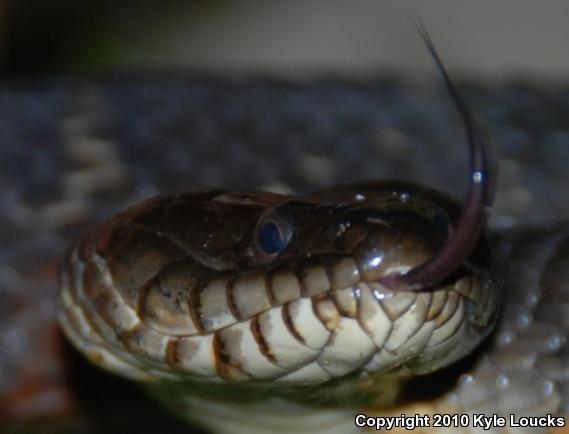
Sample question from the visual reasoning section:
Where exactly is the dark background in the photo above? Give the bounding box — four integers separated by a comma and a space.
1, 0, 569, 81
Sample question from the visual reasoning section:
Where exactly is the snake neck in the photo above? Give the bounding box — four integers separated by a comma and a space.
144, 378, 403, 434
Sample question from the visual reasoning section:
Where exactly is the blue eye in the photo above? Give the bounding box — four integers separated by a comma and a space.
259, 222, 286, 254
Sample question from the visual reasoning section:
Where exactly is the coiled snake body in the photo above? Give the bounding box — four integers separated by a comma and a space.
54, 42, 569, 434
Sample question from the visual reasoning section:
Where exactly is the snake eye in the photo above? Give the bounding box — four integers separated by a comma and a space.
259, 222, 286, 254
255, 212, 293, 257
259, 221, 290, 255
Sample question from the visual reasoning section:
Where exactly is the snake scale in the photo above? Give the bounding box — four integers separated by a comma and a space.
2, 47, 569, 434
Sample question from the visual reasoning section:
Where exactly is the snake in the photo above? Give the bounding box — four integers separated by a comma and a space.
52, 34, 569, 434
2, 39, 569, 434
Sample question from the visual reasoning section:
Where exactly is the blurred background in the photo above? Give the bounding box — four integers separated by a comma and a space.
2, 2, 569, 434
1, 0, 569, 81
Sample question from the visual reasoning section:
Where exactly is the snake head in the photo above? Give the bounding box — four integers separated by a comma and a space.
57, 178, 500, 386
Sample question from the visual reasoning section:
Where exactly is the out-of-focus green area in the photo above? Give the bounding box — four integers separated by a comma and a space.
0, 1, 205, 74
1, 1, 569, 80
